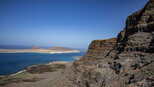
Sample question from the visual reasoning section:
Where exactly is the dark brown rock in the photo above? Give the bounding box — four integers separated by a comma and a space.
80, 38, 117, 65
63, 0, 154, 87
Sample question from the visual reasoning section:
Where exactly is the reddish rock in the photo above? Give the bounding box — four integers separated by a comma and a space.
32, 46, 40, 49
49, 47, 72, 50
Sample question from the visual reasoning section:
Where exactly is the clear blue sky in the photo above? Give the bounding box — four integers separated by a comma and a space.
0, 0, 149, 49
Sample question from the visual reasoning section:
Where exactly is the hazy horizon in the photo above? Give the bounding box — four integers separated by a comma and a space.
0, 0, 149, 49
0, 44, 87, 50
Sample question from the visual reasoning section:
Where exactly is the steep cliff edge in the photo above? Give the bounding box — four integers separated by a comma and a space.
63, 0, 154, 87
80, 38, 117, 64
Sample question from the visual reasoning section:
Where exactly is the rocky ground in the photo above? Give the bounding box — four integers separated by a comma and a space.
0, 0, 153, 87
0, 61, 72, 87
63, 0, 154, 87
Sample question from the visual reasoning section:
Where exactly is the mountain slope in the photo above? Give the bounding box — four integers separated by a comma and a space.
63, 0, 154, 87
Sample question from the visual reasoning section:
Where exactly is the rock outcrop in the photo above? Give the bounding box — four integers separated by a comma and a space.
80, 38, 117, 65
63, 0, 154, 87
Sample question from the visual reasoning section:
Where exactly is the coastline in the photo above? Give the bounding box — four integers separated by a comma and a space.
0, 52, 82, 87
0, 49, 80, 54
74, 56, 82, 60
0, 61, 72, 77
0, 61, 72, 87
0, 53, 83, 77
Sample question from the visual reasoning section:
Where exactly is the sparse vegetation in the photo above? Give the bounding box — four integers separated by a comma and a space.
26, 64, 66, 74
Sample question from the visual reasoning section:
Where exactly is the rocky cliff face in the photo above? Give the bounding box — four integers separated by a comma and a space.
63, 0, 154, 87
80, 38, 117, 65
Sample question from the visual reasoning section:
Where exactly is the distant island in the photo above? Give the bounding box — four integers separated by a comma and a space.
0, 46, 80, 54
48, 47, 72, 50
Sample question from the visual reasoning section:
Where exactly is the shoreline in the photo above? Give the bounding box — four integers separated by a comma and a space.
0, 61, 73, 87
0, 53, 83, 77
74, 56, 82, 60
0, 61, 72, 77
0, 49, 80, 54
0, 55, 83, 77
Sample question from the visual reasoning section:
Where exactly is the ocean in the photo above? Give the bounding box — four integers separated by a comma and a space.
0, 52, 85, 75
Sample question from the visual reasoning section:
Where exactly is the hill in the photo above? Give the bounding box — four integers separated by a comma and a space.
49, 47, 73, 50
63, 0, 154, 87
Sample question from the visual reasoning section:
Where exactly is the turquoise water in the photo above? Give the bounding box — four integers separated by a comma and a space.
0, 52, 85, 75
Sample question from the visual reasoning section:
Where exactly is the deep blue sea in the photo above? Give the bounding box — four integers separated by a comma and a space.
0, 52, 85, 75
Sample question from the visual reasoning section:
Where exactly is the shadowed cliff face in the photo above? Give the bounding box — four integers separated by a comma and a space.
63, 0, 154, 87
116, 0, 154, 53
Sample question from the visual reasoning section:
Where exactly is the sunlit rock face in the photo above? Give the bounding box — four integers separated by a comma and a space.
63, 0, 154, 87
80, 38, 117, 65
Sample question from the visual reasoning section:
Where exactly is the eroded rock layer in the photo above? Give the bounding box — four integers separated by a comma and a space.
63, 0, 154, 87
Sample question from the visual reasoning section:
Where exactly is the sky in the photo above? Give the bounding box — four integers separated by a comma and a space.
0, 0, 149, 49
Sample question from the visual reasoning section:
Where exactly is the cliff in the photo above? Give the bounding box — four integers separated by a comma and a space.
63, 0, 154, 87
80, 38, 117, 65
